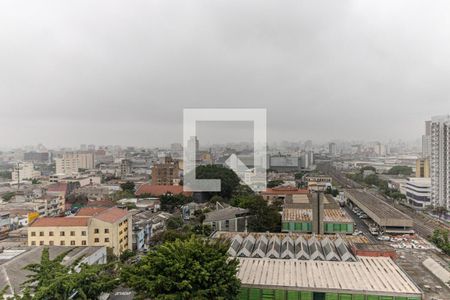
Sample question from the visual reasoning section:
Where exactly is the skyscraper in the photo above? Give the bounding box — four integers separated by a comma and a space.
422, 120, 431, 158
430, 115, 450, 210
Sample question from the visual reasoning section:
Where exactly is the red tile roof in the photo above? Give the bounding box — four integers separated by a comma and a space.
76, 207, 108, 217
30, 217, 90, 227
135, 184, 193, 197
261, 186, 309, 195
85, 200, 115, 207
94, 207, 129, 223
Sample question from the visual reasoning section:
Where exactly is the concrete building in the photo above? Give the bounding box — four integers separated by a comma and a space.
282, 208, 354, 234
55, 151, 95, 175
429, 115, 450, 210
422, 120, 432, 158
305, 175, 332, 191
405, 177, 431, 209
415, 158, 430, 178
203, 204, 249, 232
28, 207, 132, 256
328, 142, 337, 156
345, 189, 414, 234
23, 151, 49, 163
11, 162, 41, 182
120, 159, 132, 177
151, 156, 180, 185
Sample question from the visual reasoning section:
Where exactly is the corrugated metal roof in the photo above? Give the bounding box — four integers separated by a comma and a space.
237, 257, 422, 296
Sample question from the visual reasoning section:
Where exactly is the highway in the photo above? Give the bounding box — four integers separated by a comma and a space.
343, 205, 377, 243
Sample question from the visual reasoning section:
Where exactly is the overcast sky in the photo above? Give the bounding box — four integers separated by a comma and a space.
1, 0, 450, 148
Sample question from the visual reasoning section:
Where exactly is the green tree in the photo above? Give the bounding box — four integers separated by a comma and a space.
160, 194, 193, 212
166, 216, 184, 230
120, 181, 136, 193
121, 237, 240, 300
1, 191, 15, 202
360, 166, 376, 174
0, 170, 11, 179
267, 180, 284, 188
386, 166, 413, 176
22, 248, 119, 299
195, 165, 240, 199
430, 229, 450, 255
233, 194, 281, 232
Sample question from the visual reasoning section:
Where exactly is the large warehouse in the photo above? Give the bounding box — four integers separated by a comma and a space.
237, 257, 422, 300
345, 189, 414, 233
216, 232, 422, 300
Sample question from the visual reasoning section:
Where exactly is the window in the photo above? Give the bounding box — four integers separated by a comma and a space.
31, 241, 36, 246
94, 238, 99, 243
70, 231, 75, 236
81, 231, 86, 236
60, 241, 65, 246
94, 228, 99, 234
39, 231, 44, 236
82, 240, 87, 245
105, 238, 110, 242
70, 241, 75, 246
104, 229, 109, 234
60, 231, 65, 236
49, 241, 54, 246
49, 231, 54, 236
31, 231, 36, 237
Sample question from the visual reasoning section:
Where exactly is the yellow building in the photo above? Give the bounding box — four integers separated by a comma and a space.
28, 207, 132, 256
416, 158, 430, 178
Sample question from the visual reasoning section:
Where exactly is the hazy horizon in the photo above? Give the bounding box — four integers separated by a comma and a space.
1, 0, 449, 148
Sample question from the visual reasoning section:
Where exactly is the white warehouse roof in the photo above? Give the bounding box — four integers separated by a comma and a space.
237, 256, 421, 297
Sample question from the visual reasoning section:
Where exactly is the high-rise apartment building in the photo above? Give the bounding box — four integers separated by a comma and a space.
422, 120, 432, 158
429, 115, 450, 210
328, 143, 337, 156
55, 151, 95, 175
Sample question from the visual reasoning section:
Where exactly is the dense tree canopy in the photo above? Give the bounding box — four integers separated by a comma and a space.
195, 165, 241, 199
121, 236, 240, 300
267, 180, 284, 188
233, 194, 281, 232
120, 181, 136, 193
160, 194, 193, 212
20, 248, 118, 300
386, 165, 413, 176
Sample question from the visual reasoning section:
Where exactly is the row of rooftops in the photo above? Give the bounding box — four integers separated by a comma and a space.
228, 234, 357, 262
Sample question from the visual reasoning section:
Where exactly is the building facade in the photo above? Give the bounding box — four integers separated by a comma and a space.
55, 151, 95, 175
151, 156, 180, 185
11, 162, 41, 182
405, 177, 431, 209
28, 207, 132, 256
429, 115, 450, 210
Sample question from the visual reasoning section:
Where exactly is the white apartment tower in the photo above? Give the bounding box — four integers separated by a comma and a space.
430, 115, 450, 210
55, 151, 95, 175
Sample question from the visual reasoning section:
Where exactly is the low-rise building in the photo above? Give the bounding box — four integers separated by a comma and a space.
305, 175, 332, 191
282, 208, 354, 234
28, 207, 132, 256
204, 204, 249, 232
405, 177, 431, 209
